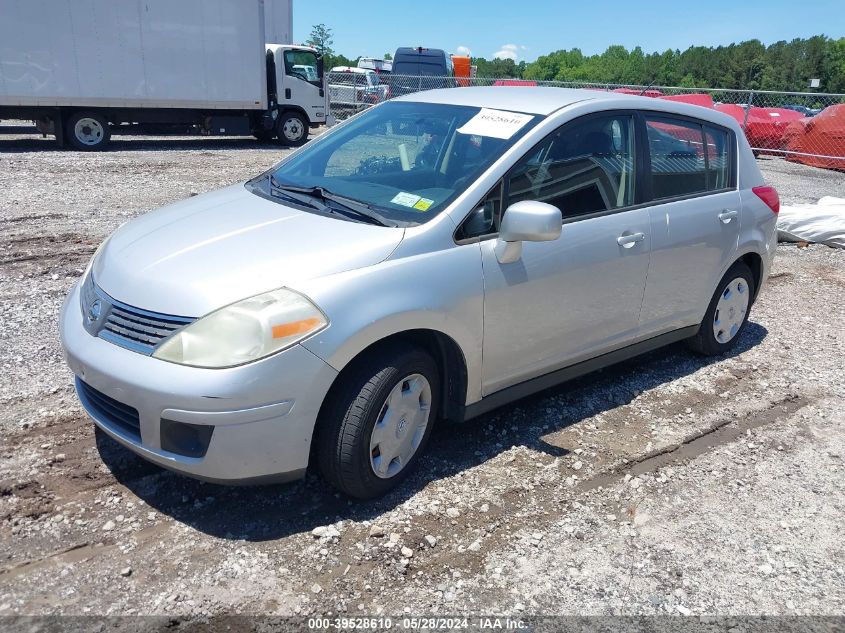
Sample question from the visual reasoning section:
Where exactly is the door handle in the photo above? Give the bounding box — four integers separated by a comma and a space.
617, 232, 645, 248
718, 209, 739, 224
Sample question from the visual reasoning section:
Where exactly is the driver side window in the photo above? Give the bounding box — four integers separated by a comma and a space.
284, 50, 319, 84
507, 113, 636, 220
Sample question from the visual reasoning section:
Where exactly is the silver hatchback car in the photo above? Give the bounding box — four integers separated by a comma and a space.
61, 88, 779, 498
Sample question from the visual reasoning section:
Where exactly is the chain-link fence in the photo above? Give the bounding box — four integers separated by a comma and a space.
326, 72, 845, 170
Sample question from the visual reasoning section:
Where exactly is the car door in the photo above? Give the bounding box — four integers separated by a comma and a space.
638, 116, 741, 331
475, 112, 652, 396
280, 48, 324, 117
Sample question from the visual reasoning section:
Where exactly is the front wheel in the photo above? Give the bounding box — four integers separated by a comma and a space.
316, 347, 439, 499
66, 111, 111, 151
275, 111, 309, 147
687, 261, 755, 356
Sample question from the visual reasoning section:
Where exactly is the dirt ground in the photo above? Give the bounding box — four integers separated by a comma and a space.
0, 131, 843, 618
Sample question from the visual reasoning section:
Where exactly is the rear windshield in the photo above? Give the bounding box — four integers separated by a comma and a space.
393, 61, 447, 76
249, 101, 540, 227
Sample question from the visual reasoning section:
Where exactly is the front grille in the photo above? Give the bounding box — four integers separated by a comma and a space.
77, 379, 141, 440
99, 296, 194, 355
80, 273, 195, 355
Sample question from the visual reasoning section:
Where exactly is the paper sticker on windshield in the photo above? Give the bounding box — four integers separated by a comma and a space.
391, 192, 421, 207
413, 198, 434, 211
457, 108, 534, 139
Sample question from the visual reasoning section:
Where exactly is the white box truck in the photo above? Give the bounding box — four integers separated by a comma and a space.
0, 0, 332, 149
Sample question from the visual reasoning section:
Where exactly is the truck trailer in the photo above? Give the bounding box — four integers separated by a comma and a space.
0, 0, 332, 149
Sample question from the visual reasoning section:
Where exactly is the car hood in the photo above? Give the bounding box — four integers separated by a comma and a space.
93, 183, 404, 316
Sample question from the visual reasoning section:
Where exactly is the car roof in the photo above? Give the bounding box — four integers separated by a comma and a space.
394, 87, 740, 128
394, 87, 617, 114
330, 66, 374, 74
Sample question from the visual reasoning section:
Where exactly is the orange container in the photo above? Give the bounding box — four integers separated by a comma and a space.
452, 55, 471, 87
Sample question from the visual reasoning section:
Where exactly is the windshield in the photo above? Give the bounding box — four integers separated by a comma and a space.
251, 101, 538, 226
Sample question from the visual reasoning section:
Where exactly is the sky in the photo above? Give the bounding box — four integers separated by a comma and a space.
292, 0, 845, 61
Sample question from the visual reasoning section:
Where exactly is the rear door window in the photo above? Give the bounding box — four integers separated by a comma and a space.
645, 116, 707, 200
645, 116, 735, 200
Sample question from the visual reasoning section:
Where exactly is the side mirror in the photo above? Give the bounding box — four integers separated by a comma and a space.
495, 200, 562, 264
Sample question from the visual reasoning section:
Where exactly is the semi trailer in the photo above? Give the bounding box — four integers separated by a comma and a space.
0, 0, 333, 150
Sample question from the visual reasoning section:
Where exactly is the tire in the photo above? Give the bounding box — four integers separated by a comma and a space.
316, 346, 440, 499
66, 111, 111, 151
686, 261, 755, 356
275, 111, 309, 147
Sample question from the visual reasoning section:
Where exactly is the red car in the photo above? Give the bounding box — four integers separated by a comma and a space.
714, 104, 804, 151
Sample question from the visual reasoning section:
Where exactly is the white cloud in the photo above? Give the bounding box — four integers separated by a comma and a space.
493, 44, 522, 61
455, 45, 472, 57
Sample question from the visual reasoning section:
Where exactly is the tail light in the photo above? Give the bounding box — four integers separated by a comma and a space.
752, 186, 780, 214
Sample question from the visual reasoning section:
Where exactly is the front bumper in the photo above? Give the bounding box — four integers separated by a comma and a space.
60, 282, 338, 483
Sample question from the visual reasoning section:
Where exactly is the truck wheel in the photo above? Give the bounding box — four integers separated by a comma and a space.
686, 261, 755, 356
66, 111, 111, 151
316, 346, 439, 499
276, 111, 308, 147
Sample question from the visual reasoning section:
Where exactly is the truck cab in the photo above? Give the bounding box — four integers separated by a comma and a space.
264, 44, 333, 145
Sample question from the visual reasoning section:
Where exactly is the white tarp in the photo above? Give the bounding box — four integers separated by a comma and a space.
777, 196, 845, 249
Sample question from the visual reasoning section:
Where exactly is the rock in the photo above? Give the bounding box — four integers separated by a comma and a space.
120, 566, 132, 577
468, 540, 481, 552
368, 525, 385, 538
54, 453, 66, 463
401, 546, 414, 558
572, 460, 583, 470
446, 508, 460, 519
759, 563, 774, 575
311, 583, 322, 594
101, 520, 115, 532
389, 533, 401, 543
479, 503, 489, 513
311, 526, 328, 538
424, 535, 437, 547
677, 605, 691, 616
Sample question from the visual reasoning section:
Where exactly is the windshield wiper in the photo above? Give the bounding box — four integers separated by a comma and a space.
268, 175, 327, 211
270, 181, 395, 227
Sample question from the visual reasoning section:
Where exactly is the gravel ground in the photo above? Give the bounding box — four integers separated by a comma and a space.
0, 131, 844, 618
755, 155, 845, 205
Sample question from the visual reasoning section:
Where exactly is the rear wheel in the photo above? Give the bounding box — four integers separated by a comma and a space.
316, 347, 439, 499
687, 261, 755, 356
276, 111, 308, 147
66, 111, 111, 151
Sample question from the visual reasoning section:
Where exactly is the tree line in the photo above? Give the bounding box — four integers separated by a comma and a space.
518, 37, 845, 92
307, 25, 845, 93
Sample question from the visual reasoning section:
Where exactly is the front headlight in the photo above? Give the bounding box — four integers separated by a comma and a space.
153, 289, 328, 368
